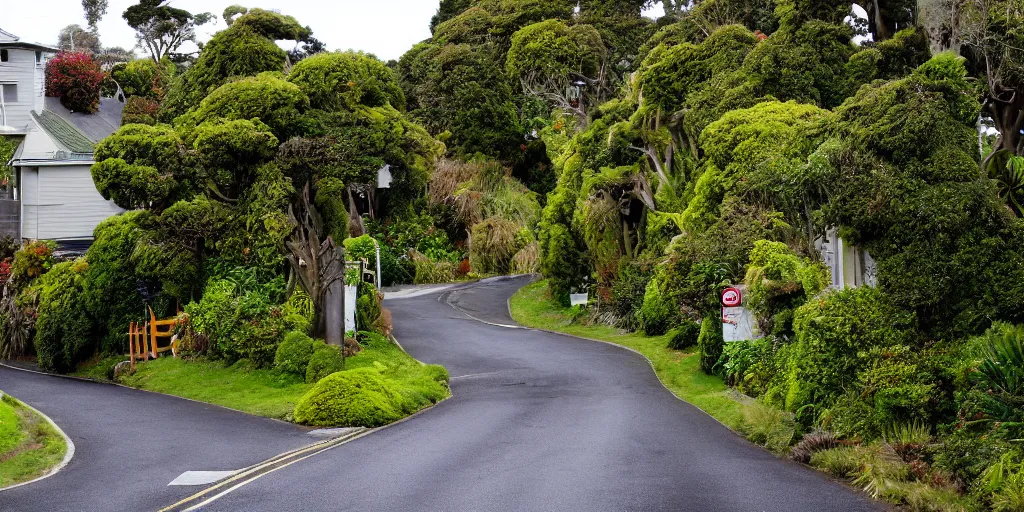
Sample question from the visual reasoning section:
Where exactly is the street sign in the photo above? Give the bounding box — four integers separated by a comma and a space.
721, 287, 742, 307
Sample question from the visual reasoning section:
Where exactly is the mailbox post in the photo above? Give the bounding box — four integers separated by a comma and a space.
720, 286, 760, 342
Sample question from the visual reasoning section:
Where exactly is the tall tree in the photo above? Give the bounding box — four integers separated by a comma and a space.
57, 24, 102, 54
82, 0, 109, 31
957, 0, 1024, 159
123, 0, 214, 63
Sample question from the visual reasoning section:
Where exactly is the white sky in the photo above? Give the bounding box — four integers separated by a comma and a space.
4, 1, 670, 62
2, 0, 443, 62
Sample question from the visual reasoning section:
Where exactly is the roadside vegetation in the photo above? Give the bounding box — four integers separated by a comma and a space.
1, 0, 1022, 508
75, 331, 448, 425
0, 393, 67, 489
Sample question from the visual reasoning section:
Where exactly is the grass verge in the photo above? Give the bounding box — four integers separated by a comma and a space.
0, 393, 68, 488
509, 279, 753, 430
74, 334, 449, 424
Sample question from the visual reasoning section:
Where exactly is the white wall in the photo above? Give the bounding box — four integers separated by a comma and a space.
21, 165, 123, 241
0, 47, 44, 130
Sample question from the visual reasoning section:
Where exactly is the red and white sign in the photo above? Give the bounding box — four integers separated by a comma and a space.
721, 287, 742, 307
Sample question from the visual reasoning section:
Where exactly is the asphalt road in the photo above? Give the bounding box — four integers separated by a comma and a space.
0, 364, 312, 511
198, 276, 883, 512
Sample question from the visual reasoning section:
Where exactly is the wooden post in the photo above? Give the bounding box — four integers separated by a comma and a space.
149, 307, 158, 359
129, 323, 136, 371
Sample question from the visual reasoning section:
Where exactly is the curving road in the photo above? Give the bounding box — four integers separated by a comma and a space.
0, 276, 883, 511
201, 276, 882, 511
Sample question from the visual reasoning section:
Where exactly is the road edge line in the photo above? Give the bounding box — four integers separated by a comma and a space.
0, 394, 76, 492
164, 394, 452, 511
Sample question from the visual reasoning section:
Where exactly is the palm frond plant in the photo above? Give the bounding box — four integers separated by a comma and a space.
985, 150, 1024, 217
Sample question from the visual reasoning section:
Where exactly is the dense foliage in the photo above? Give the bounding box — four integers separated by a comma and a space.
45, 51, 105, 113
10, 1, 1024, 506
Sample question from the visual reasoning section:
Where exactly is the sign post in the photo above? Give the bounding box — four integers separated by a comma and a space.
720, 286, 760, 342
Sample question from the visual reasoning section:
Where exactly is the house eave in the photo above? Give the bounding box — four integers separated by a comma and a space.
0, 42, 59, 52
10, 157, 95, 167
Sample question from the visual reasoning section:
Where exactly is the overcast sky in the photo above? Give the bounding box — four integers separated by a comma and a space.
3, 0, 445, 62
4, 2, 672, 62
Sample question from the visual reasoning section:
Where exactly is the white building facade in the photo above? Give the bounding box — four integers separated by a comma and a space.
2, 27, 124, 247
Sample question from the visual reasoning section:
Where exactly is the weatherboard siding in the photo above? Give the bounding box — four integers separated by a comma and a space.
0, 47, 42, 131
21, 166, 123, 241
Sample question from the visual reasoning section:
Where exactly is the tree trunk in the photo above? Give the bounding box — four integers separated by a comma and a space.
917, 0, 958, 53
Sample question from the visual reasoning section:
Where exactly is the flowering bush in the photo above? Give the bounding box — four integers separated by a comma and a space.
45, 51, 104, 113
10, 240, 55, 287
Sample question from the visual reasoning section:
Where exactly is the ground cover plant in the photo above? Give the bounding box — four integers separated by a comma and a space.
0, 392, 67, 488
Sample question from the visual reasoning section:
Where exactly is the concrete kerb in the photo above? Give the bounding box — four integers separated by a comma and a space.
0, 392, 76, 492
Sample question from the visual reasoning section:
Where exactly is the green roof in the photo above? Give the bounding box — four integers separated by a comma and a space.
32, 110, 96, 153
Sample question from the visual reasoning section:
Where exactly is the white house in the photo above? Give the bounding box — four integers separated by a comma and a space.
1, 27, 124, 250
815, 227, 878, 289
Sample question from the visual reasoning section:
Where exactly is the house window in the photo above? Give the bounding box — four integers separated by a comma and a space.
1, 84, 17, 103
35, 51, 41, 64
0, 50, 8, 62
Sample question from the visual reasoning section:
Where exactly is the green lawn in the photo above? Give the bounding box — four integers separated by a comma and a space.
75, 335, 449, 423
510, 279, 753, 431
0, 393, 67, 488
113, 358, 313, 419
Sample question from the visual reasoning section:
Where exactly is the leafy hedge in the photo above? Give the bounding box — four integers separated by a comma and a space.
34, 260, 95, 373
293, 368, 405, 427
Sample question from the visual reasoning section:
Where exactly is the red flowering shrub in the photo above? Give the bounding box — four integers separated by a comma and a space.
45, 51, 104, 113
0, 258, 12, 283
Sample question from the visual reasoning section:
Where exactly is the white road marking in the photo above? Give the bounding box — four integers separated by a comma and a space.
307, 427, 362, 439
168, 471, 239, 486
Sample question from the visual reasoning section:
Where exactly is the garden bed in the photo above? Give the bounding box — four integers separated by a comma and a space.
75, 333, 449, 426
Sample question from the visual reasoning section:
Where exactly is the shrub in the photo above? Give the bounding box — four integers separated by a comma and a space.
743, 240, 829, 335
184, 276, 286, 367
968, 323, 1024, 441
780, 286, 916, 420
667, 320, 701, 350
610, 259, 654, 331
697, 315, 724, 375
45, 51, 104, 113
410, 250, 455, 284
83, 211, 148, 354
741, 403, 796, 454
292, 368, 405, 427
274, 331, 315, 376
110, 58, 172, 100
10, 240, 55, 288
992, 471, 1024, 512
121, 96, 160, 126
510, 241, 540, 275
282, 289, 314, 335
34, 259, 95, 373
637, 278, 676, 336
305, 343, 344, 384
810, 446, 864, 478
469, 217, 521, 274
790, 430, 840, 463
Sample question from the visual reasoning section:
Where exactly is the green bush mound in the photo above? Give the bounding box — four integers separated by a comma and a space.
292, 331, 449, 427
667, 320, 701, 350
293, 368, 405, 427
305, 343, 344, 384
697, 316, 724, 375
274, 331, 316, 376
